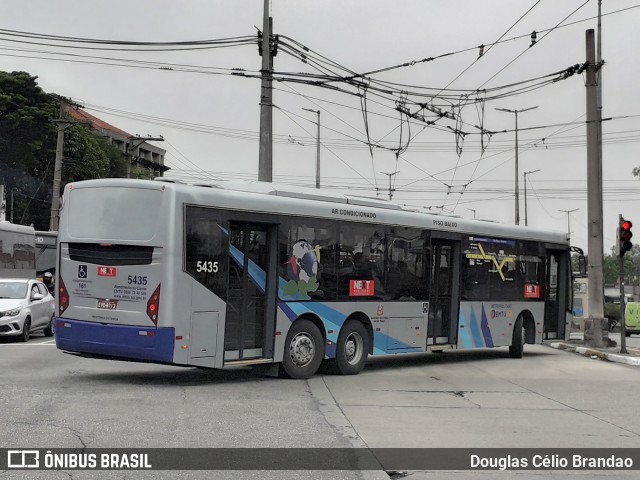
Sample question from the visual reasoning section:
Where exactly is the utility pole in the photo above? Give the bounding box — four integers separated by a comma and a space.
0, 184, 5, 221
558, 208, 579, 239
49, 98, 80, 231
302, 108, 321, 188
495, 106, 538, 225
258, 0, 274, 182
381, 171, 399, 200
523, 169, 540, 226
585, 29, 607, 348
126, 135, 164, 179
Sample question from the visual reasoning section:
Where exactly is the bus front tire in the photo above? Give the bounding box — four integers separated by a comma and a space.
335, 320, 370, 375
509, 317, 524, 359
280, 319, 324, 379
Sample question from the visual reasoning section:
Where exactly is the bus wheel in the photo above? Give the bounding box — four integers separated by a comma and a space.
335, 321, 370, 375
281, 319, 324, 379
509, 316, 524, 359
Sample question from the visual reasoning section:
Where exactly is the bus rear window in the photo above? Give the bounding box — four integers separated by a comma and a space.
66, 187, 163, 241
69, 243, 154, 266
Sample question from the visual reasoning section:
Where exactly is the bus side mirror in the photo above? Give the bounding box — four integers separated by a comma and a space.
578, 255, 586, 277
570, 246, 586, 277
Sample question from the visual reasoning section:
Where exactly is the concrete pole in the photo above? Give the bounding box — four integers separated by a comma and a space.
514, 111, 520, 225
49, 102, 66, 231
315, 110, 320, 189
258, 0, 273, 182
585, 29, 607, 348
0, 184, 5, 221
523, 169, 540, 226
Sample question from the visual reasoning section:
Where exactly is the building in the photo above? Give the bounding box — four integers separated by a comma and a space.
64, 106, 169, 178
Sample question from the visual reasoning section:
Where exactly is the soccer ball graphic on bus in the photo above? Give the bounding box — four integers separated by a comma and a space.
288, 240, 318, 282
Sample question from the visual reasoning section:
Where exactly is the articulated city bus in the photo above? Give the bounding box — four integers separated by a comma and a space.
55, 178, 578, 378
0, 221, 36, 279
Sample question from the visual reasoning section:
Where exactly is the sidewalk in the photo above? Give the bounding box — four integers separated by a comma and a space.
546, 331, 640, 366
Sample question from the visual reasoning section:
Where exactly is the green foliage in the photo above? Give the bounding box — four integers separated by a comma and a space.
0, 70, 128, 230
604, 302, 621, 321
0, 71, 58, 227
129, 165, 156, 180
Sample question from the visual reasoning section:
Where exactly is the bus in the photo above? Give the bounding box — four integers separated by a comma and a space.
0, 221, 36, 279
35, 230, 58, 279
55, 178, 578, 379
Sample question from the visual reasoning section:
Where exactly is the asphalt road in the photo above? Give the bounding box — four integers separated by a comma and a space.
2, 333, 640, 479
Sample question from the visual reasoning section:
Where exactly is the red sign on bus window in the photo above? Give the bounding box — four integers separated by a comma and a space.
524, 284, 541, 299
350, 279, 375, 297
97, 266, 117, 277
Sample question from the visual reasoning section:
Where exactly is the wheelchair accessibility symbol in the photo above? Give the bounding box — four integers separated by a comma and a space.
78, 264, 88, 279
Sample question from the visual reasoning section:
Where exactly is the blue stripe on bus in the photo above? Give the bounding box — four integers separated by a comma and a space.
55, 319, 174, 363
468, 306, 483, 347
277, 300, 416, 356
231, 245, 419, 355
458, 308, 472, 349
480, 304, 494, 347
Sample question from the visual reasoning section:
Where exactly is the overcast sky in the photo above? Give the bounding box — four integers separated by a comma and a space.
2, 0, 640, 254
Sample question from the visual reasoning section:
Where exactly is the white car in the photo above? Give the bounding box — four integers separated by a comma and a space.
0, 279, 56, 342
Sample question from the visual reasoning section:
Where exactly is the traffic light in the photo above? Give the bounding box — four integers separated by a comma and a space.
619, 217, 633, 257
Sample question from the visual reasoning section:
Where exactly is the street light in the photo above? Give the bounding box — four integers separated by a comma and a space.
523, 169, 541, 226
559, 208, 579, 240
467, 208, 476, 219
495, 106, 538, 225
302, 108, 321, 189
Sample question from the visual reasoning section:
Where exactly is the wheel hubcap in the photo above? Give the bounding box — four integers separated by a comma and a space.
289, 332, 315, 367
344, 332, 363, 365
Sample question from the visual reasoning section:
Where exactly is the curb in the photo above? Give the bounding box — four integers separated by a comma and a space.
549, 342, 640, 366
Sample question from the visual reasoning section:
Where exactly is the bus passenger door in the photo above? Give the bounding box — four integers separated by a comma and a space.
428, 239, 461, 345
224, 223, 277, 362
544, 249, 569, 339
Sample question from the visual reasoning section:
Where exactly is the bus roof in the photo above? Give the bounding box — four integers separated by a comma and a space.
62, 178, 569, 247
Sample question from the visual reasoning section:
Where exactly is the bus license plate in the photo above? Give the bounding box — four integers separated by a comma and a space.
97, 299, 118, 310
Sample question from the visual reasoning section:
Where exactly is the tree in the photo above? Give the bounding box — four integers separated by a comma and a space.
0, 71, 57, 226
1, 70, 128, 229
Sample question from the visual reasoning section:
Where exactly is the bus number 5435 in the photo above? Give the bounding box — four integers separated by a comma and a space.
196, 260, 219, 274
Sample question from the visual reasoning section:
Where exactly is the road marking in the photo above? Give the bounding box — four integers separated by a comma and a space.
0, 340, 56, 346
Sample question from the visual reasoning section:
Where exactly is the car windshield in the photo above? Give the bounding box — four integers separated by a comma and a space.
0, 281, 28, 299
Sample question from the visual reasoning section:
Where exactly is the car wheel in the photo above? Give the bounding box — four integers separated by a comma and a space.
43, 315, 55, 337
280, 319, 324, 379
18, 318, 31, 343
335, 320, 370, 375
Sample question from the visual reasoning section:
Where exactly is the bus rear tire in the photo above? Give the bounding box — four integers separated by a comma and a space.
509, 316, 524, 359
280, 319, 324, 379
335, 320, 370, 375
